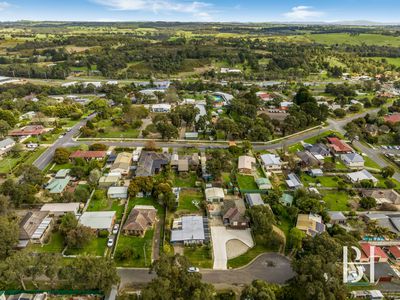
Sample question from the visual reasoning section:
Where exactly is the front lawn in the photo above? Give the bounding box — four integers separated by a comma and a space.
65, 237, 107, 257
88, 190, 124, 221
322, 191, 350, 211
303, 130, 344, 145
301, 174, 343, 188
237, 174, 258, 190
115, 229, 153, 267
177, 189, 203, 213
227, 244, 278, 269
363, 156, 381, 169
184, 245, 213, 268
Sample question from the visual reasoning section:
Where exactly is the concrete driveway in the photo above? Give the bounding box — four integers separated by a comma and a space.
211, 226, 254, 270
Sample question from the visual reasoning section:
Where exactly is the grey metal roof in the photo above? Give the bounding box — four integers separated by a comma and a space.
170, 215, 205, 242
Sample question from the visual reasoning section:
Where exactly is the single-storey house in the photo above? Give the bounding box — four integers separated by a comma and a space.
260, 154, 282, 173
255, 177, 272, 190
177, 159, 189, 173
9, 125, 46, 137
98, 173, 121, 188
245, 193, 265, 207
347, 169, 378, 185
384, 113, 400, 124
205, 187, 225, 202
223, 206, 249, 229
0, 138, 15, 155
40, 203, 80, 216
364, 262, 397, 283
122, 205, 157, 236
45, 176, 71, 194
296, 213, 325, 237
238, 155, 256, 174
19, 211, 52, 247
107, 186, 128, 199
360, 243, 388, 263
171, 215, 209, 245
305, 143, 331, 157
110, 152, 132, 175
151, 104, 171, 113
281, 193, 293, 206
327, 137, 353, 154
361, 189, 400, 205
341, 153, 364, 169
309, 168, 323, 177
185, 132, 198, 140
136, 151, 170, 177
79, 211, 116, 232
296, 151, 321, 168
327, 211, 347, 225
286, 173, 303, 189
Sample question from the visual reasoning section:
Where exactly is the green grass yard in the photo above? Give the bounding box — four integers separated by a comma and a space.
65, 237, 107, 257
310, 33, 400, 47
28, 231, 64, 253
304, 130, 344, 145
184, 245, 213, 268
177, 189, 203, 213
300, 174, 343, 188
322, 191, 350, 211
88, 190, 125, 221
237, 174, 258, 190
227, 243, 278, 269
95, 119, 140, 138
115, 229, 153, 267
173, 172, 198, 188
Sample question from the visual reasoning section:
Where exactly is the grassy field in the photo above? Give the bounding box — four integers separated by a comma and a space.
237, 174, 258, 190
300, 174, 343, 188
363, 156, 381, 169
303, 130, 344, 145
177, 189, 203, 213
115, 229, 153, 267
322, 191, 350, 211
310, 33, 400, 47
227, 244, 278, 269
184, 245, 213, 268
88, 190, 125, 221
370, 57, 400, 67
95, 119, 140, 138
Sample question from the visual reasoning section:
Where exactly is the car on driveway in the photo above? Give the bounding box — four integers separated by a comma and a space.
112, 224, 119, 235
107, 236, 115, 247
187, 267, 200, 273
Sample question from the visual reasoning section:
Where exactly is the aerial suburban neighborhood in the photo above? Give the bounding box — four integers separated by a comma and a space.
3, 5, 400, 299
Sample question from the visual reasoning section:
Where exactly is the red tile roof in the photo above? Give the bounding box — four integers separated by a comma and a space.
360, 243, 388, 260
327, 137, 353, 153
70, 150, 106, 159
388, 246, 400, 259
9, 125, 45, 136
384, 114, 400, 124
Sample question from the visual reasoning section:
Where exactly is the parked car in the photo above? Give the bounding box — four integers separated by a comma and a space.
187, 267, 200, 273
107, 236, 114, 247
112, 224, 119, 235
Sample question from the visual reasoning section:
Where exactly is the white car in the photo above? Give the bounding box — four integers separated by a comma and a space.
107, 237, 114, 247
187, 267, 200, 273
112, 224, 119, 235
58, 134, 64, 139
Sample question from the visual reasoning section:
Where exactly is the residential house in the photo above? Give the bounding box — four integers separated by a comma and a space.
255, 177, 272, 190
238, 155, 256, 174
19, 211, 52, 247
305, 143, 331, 158
388, 246, 400, 263
98, 173, 121, 188
365, 124, 379, 137
296, 213, 325, 237
107, 186, 128, 199
205, 187, 225, 202
286, 173, 303, 189
136, 151, 170, 177
364, 262, 397, 283
363, 213, 400, 235
296, 151, 321, 168
260, 154, 282, 173
360, 243, 388, 263
347, 169, 378, 185
281, 193, 293, 207
384, 113, 400, 125
122, 205, 157, 236
70, 150, 107, 161
45, 175, 71, 194
361, 189, 400, 205
170, 215, 209, 245
40, 203, 80, 217
0, 138, 15, 155
327, 211, 347, 225
79, 211, 116, 232
151, 104, 171, 113
177, 159, 189, 173
245, 193, 265, 207
341, 153, 365, 169
327, 137, 353, 154
55, 169, 70, 179
110, 152, 133, 175
309, 169, 323, 177
9, 125, 46, 137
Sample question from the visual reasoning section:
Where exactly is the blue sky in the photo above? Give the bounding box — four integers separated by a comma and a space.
0, 0, 398, 23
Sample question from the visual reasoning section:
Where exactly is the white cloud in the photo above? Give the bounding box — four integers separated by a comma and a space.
0, 2, 10, 11
92, 0, 212, 17
283, 6, 324, 20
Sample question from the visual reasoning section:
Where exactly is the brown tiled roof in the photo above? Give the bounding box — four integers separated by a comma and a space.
123, 206, 157, 232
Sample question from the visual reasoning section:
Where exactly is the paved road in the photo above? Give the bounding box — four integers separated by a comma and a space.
117, 253, 294, 288
33, 113, 97, 170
